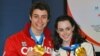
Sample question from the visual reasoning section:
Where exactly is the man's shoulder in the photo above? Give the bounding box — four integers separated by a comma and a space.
44, 27, 53, 39
6, 30, 24, 41
6, 23, 31, 41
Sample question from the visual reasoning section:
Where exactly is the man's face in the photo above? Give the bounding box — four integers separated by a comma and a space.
30, 9, 49, 32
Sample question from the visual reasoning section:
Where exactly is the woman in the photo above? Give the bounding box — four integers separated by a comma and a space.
52, 15, 95, 56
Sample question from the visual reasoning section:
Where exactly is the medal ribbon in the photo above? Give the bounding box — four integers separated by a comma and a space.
29, 28, 44, 45
61, 43, 79, 51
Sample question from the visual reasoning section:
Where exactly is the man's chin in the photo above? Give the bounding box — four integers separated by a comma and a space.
37, 28, 44, 31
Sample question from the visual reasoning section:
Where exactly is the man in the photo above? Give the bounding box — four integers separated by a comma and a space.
3, 1, 53, 56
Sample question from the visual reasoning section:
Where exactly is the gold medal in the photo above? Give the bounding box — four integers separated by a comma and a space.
33, 45, 45, 55
75, 47, 87, 56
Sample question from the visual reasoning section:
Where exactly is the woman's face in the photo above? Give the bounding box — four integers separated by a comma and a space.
57, 20, 74, 42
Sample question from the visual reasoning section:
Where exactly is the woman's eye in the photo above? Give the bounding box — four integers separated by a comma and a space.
58, 29, 63, 32
66, 28, 70, 31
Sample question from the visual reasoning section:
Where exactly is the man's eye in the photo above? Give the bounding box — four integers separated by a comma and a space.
42, 16, 47, 19
34, 16, 38, 18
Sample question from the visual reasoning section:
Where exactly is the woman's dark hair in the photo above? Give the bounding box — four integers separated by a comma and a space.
29, 1, 50, 19
53, 15, 86, 50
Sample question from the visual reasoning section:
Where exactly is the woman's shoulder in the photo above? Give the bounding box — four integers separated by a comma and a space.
80, 42, 93, 50
81, 42, 92, 46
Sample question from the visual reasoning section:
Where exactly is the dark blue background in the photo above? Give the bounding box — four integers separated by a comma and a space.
0, 0, 64, 55
1, 0, 99, 56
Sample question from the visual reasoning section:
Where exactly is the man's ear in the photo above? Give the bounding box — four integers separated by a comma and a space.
47, 19, 49, 23
29, 15, 32, 21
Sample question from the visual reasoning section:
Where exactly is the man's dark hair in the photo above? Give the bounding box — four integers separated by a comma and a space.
29, 1, 50, 19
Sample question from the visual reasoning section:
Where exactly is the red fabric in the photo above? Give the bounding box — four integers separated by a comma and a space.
3, 23, 53, 56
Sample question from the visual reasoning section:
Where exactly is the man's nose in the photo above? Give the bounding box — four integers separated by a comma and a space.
38, 17, 43, 23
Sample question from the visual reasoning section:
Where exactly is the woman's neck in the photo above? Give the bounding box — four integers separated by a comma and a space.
62, 41, 70, 47
62, 39, 72, 47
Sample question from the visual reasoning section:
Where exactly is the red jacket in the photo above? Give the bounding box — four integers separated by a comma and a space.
3, 23, 53, 56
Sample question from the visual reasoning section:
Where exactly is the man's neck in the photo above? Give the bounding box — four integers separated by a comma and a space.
31, 27, 43, 36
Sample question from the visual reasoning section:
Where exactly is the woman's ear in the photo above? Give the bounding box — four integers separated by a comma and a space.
72, 26, 75, 31
56, 29, 59, 33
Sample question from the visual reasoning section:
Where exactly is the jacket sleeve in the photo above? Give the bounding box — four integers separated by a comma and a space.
3, 37, 18, 56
